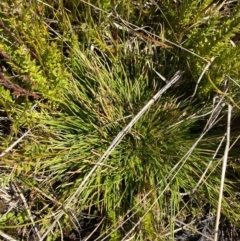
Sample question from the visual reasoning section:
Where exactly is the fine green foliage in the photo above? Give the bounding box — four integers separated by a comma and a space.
0, 0, 240, 240
0, 0, 70, 103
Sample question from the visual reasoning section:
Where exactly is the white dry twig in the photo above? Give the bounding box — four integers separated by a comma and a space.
0, 231, 18, 241
187, 133, 226, 196
0, 130, 31, 158
180, 95, 226, 196
191, 57, 215, 97
83, 218, 104, 241
0, 103, 37, 157
13, 182, 42, 240
214, 103, 232, 241
227, 75, 240, 88
174, 219, 214, 241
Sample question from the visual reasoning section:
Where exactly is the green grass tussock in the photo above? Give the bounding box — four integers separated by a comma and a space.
0, 0, 240, 240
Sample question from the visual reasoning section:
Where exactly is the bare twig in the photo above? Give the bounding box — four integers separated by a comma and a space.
227, 75, 240, 88
84, 218, 105, 241
0, 231, 17, 241
0, 50, 22, 69
0, 72, 41, 99
186, 133, 226, 196
174, 219, 214, 241
13, 182, 42, 240
214, 103, 232, 241
202, 95, 225, 132
180, 96, 227, 195
0, 130, 31, 158
191, 57, 215, 97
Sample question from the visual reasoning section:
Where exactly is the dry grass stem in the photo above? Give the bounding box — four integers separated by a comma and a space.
192, 57, 215, 97
0, 130, 31, 158
13, 182, 42, 240
0, 231, 17, 241
214, 103, 232, 241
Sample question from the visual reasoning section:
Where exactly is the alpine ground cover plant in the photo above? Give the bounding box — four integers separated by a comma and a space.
0, 0, 240, 240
